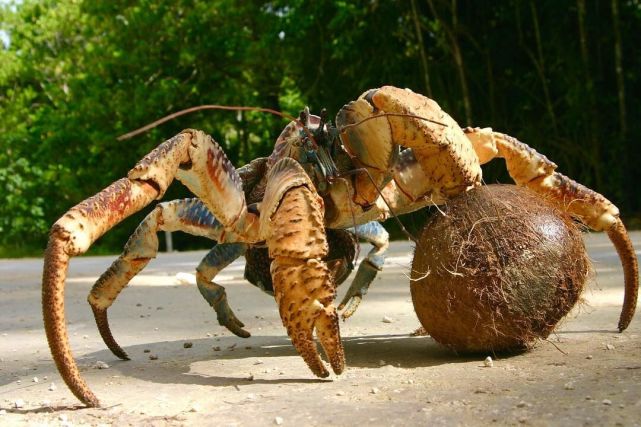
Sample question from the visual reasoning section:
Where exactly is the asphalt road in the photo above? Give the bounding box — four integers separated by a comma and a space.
0, 232, 640, 426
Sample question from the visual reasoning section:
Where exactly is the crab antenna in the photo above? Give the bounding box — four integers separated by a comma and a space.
117, 104, 317, 146
339, 112, 449, 133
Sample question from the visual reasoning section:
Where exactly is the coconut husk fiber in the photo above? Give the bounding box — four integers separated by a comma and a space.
411, 184, 593, 353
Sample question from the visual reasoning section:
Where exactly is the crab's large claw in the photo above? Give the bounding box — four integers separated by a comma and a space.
261, 158, 345, 377
337, 86, 482, 207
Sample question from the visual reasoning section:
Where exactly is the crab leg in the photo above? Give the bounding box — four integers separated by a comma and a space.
196, 243, 249, 338
89, 198, 249, 361
262, 158, 345, 377
44, 180, 157, 407
465, 127, 639, 331
338, 222, 390, 319
43, 130, 258, 407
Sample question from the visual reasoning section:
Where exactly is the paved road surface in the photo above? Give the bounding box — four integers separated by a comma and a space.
1, 232, 640, 426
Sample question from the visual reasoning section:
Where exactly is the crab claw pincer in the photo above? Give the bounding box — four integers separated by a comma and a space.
272, 258, 345, 377
262, 158, 346, 377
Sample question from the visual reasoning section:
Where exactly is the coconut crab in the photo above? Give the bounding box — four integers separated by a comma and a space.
43, 86, 638, 407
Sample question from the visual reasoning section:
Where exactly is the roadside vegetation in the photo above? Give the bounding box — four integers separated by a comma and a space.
1, 0, 639, 255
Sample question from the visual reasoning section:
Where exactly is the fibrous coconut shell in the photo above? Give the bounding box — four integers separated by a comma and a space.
411, 184, 592, 353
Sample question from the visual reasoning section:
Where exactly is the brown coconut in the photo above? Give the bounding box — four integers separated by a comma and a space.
411, 184, 592, 353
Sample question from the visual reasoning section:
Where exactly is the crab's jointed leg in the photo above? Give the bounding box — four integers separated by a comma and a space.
196, 242, 249, 337
261, 158, 345, 377
465, 127, 639, 331
89, 198, 250, 361
339, 221, 390, 319
43, 130, 258, 407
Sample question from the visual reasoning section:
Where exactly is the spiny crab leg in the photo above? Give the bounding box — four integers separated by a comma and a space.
89, 198, 249, 360
466, 128, 639, 331
43, 179, 158, 407
607, 220, 639, 330
43, 130, 258, 407
262, 158, 345, 376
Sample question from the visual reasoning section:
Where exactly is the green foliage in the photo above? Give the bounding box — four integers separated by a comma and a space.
0, 0, 640, 254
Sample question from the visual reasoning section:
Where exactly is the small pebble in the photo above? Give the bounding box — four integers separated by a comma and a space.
602, 399, 612, 406
183, 342, 193, 349
16, 380, 21, 384
254, 360, 264, 365
247, 374, 254, 381
189, 404, 200, 413
143, 349, 151, 353
378, 360, 386, 366
586, 355, 593, 360
336, 391, 345, 396
59, 414, 68, 422
94, 361, 110, 369
41, 399, 51, 407
382, 316, 393, 323
136, 303, 142, 307
564, 382, 575, 390
605, 344, 615, 351
274, 416, 284, 425
14, 399, 25, 409
82, 335, 89, 339
213, 346, 221, 351
370, 387, 380, 394
149, 355, 158, 360
406, 379, 414, 384
206, 333, 212, 338
154, 327, 159, 331
484, 356, 494, 368
49, 383, 57, 391
32, 377, 39, 383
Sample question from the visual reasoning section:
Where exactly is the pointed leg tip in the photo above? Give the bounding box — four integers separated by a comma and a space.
82, 394, 101, 408
317, 369, 330, 379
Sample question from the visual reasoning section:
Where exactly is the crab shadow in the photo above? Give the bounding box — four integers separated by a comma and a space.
82, 333, 499, 390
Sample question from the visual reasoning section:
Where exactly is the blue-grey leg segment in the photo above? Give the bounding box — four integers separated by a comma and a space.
88, 198, 229, 359
339, 221, 389, 319
196, 243, 250, 338
89, 198, 227, 311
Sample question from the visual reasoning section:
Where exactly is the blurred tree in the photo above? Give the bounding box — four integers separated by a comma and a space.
0, 0, 639, 253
